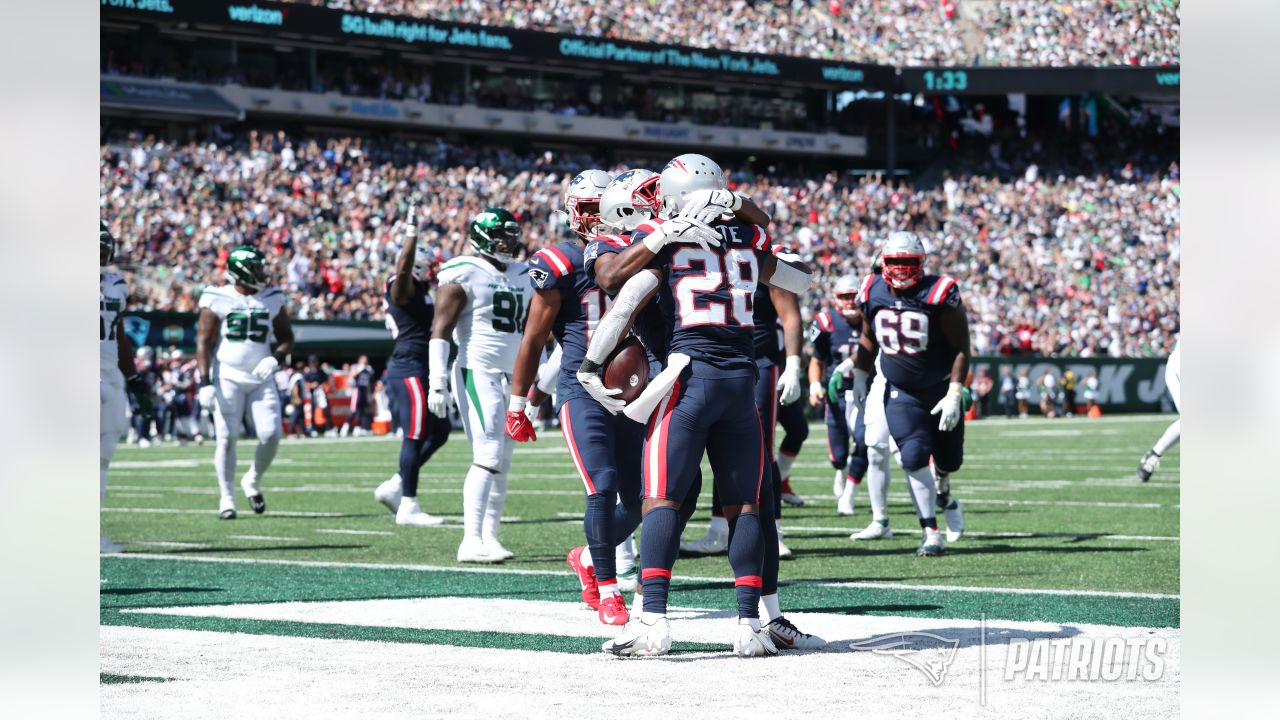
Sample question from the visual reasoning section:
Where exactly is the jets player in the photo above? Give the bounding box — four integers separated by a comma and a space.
849, 232, 969, 557
1138, 338, 1180, 481
429, 208, 530, 563
373, 206, 453, 525
506, 169, 645, 626
100, 220, 147, 553
808, 275, 867, 516
195, 246, 294, 519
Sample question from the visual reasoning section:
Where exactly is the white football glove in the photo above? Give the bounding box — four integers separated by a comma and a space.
197, 384, 216, 409
777, 355, 803, 406
679, 188, 741, 225
251, 356, 279, 381
808, 380, 825, 407
641, 217, 721, 254
427, 376, 451, 419
576, 369, 625, 415
930, 382, 964, 432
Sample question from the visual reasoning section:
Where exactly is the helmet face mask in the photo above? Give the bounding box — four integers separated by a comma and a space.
659, 153, 725, 217
100, 220, 115, 266
600, 169, 659, 232
226, 245, 269, 290
563, 169, 613, 239
832, 273, 861, 314
413, 244, 439, 282
881, 231, 927, 290
470, 208, 523, 260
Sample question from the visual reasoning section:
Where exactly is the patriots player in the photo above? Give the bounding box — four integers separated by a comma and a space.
1138, 338, 1180, 481
505, 169, 646, 626
196, 246, 294, 519
373, 205, 453, 525
808, 275, 867, 517
429, 208, 530, 563
850, 232, 969, 556
582, 153, 817, 657
100, 220, 148, 553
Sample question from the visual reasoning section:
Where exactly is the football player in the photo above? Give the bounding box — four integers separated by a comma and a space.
195, 246, 294, 519
582, 153, 817, 657
1138, 338, 1180, 481
429, 208, 530, 563
373, 205, 453, 525
506, 169, 645, 626
808, 275, 867, 516
775, 374, 809, 507
100, 220, 147, 553
849, 232, 969, 556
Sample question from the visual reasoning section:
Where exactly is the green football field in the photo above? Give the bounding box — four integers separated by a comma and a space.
100, 414, 1179, 717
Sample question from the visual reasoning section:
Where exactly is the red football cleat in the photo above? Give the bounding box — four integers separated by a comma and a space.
566, 546, 600, 610
597, 592, 629, 626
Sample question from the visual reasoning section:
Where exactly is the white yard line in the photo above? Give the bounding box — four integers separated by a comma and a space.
314, 529, 395, 536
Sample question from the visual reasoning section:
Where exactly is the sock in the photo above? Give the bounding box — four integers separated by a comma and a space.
759, 478, 780, 597
253, 433, 279, 478
584, 493, 617, 582
630, 589, 644, 618
760, 593, 782, 624
776, 451, 797, 481
639, 506, 680, 615
1153, 419, 1180, 456
727, 511, 764, 620
833, 468, 846, 491
462, 464, 494, 539
905, 465, 937, 529
739, 617, 761, 632
482, 471, 508, 540
615, 533, 636, 578
867, 445, 891, 522
598, 579, 620, 598
641, 611, 664, 624
215, 435, 236, 499
847, 452, 868, 486
399, 437, 425, 497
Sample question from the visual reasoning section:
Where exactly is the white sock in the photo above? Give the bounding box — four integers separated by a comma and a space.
598, 580, 620, 598
641, 611, 664, 625
867, 445, 891, 522
739, 616, 761, 632
615, 533, 636, 576
462, 464, 494, 539
482, 471, 508, 540
253, 433, 279, 477
215, 435, 237, 499
1153, 419, 1180, 456
398, 496, 421, 514
905, 465, 937, 522
631, 591, 644, 618
776, 451, 797, 480
834, 468, 846, 489
775, 519, 784, 540
760, 593, 782, 623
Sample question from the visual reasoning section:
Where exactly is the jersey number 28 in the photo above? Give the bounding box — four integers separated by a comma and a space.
673, 247, 756, 328
875, 310, 928, 355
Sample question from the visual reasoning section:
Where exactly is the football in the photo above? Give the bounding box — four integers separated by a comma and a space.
602, 336, 650, 403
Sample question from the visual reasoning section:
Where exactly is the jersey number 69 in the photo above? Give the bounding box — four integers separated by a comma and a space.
875, 310, 928, 355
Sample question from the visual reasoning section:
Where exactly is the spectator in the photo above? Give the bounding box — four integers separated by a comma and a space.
1039, 368, 1060, 418
1062, 369, 1077, 417
1016, 368, 1031, 418
998, 366, 1016, 418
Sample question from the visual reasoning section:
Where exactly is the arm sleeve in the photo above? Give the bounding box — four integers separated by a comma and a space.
535, 344, 562, 395
584, 270, 659, 365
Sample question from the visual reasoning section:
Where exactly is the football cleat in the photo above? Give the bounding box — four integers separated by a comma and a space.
837, 481, 858, 516
484, 536, 515, 561
780, 478, 804, 507
734, 623, 779, 657
850, 519, 893, 541
941, 498, 964, 542
396, 498, 445, 527
241, 473, 265, 514
603, 617, 671, 657
765, 616, 826, 650
218, 496, 237, 520
598, 593, 630, 626
1137, 450, 1160, 482
374, 474, 403, 514
616, 569, 638, 594
100, 534, 125, 554
778, 536, 793, 560
457, 536, 503, 563
566, 546, 600, 609
679, 525, 728, 556
917, 527, 945, 557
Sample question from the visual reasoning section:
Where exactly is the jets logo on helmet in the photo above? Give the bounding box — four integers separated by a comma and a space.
600, 168, 659, 232
469, 207, 522, 260
833, 273, 861, 314
659, 153, 725, 217
100, 219, 115, 266
226, 245, 269, 290
881, 231, 926, 290
562, 169, 612, 239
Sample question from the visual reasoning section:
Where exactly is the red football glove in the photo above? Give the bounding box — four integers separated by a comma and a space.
505, 409, 537, 443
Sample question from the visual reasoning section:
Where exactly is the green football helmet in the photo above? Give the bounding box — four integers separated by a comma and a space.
226, 245, 269, 289
100, 219, 115, 265
468, 208, 522, 260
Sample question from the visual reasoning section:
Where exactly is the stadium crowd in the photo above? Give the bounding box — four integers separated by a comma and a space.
101, 127, 1179, 358
281, 0, 1179, 68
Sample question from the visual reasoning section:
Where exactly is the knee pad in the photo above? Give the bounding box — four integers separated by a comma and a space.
897, 438, 931, 472
471, 437, 503, 470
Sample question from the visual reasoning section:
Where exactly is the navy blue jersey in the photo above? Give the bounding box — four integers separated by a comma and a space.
635, 218, 773, 378
384, 274, 435, 377
752, 283, 782, 366
527, 241, 604, 407
808, 309, 860, 382
583, 225, 671, 360
857, 273, 962, 394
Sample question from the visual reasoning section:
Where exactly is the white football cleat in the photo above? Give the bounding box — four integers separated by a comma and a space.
483, 536, 515, 561
836, 480, 858, 516
396, 498, 444, 527
765, 616, 826, 650
778, 536, 793, 560
616, 569, 638, 594
457, 536, 503, 563
917, 527, 945, 557
218, 495, 237, 520
1137, 450, 1160, 482
850, 520, 893, 541
240, 472, 265, 514
603, 617, 672, 657
374, 475, 403, 514
680, 524, 728, 556
942, 498, 964, 542
779, 478, 804, 507
734, 622, 779, 657
100, 534, 125, 554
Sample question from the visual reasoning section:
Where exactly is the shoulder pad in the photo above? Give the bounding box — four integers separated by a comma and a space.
750, 224, 771, 252
856, 274, 876, 304
815, 311, 834, 333
531, 245, 575, 279
925, 276, 960, 306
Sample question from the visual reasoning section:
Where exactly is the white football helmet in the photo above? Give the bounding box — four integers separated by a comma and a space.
562, 169, 613, 239
659, 153, 725, 217
833, 274, 861, 313
600, 169, 660, 232
881, 231, 926, 290
413, 243, 440, 281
